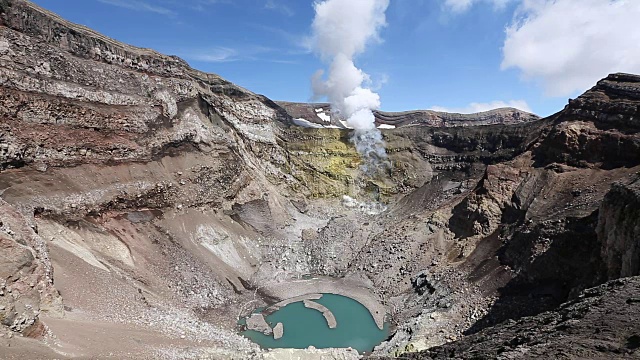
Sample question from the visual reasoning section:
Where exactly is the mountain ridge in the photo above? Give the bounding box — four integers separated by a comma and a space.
277, 101, 540, 129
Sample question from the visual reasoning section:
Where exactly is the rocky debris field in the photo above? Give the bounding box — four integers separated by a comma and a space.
379, 276, 640, 359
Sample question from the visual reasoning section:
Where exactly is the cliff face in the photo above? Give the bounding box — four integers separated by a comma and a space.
534, 74, 640, 168
379, 75, 640, 358
0, 0, 302, 355
0, 0, 295, 172
0, 1, 640, 359
0, 0, 304, 241
0, 198, 62, 339
598, 177, 640, 279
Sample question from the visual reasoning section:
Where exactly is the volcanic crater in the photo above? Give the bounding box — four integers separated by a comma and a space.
0, 1, 639, 359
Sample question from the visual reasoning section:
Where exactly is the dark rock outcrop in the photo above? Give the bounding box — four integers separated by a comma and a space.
598, 176, 640, 279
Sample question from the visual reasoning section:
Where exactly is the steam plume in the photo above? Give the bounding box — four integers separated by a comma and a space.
311, 0, 390, 175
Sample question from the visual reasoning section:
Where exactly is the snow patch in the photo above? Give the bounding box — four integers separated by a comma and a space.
316, 110, 331, 123
338, 120, 352, 129
293, 118, 325, 129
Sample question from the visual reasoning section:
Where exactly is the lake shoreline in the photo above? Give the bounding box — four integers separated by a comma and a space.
258, 276, 387, 330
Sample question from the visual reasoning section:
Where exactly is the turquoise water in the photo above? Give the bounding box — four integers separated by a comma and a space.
242, 294, 389, 354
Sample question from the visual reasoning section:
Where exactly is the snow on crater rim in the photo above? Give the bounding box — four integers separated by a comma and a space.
315, 108, 332, 123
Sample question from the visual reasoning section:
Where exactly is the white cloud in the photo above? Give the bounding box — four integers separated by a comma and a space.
265, 0, 294, 16
502, 0, 640, 96
444, 0, 512, 13
97, 0, 175, 16
429, 99, 533, 113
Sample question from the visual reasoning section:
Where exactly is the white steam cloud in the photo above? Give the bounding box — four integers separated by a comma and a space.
311, 0, 390, 175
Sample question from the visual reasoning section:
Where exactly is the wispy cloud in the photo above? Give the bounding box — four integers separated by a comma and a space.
265, 0, 294, 17
248, 23, 312, 55
188, 47, 239, 63
369, 73, 389, 92
97, 0, 175, 16
176, 45, 296, 64
267, 59, 299, 65
188, 0, 233, 12
443, 0, 513, 13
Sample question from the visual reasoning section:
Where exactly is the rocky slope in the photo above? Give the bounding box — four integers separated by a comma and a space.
383, 276, 640, 359
372, 74, 640, 358
0, 1, 639, 359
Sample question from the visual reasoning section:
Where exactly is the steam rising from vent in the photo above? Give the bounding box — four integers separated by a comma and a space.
342, 195, 387, 215
311, 0, 390, 175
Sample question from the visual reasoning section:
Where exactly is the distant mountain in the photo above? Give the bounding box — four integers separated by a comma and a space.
277, 101, 540, 129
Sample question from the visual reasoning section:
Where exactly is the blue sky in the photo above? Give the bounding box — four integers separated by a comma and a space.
30, 0, 640, 117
